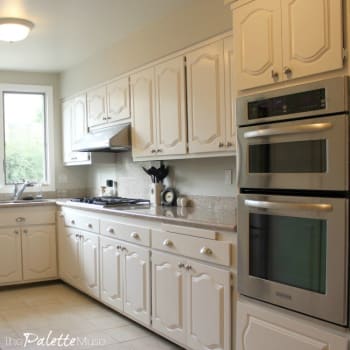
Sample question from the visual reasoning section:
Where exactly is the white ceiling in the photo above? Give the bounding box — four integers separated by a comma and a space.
0, 0, 197, 72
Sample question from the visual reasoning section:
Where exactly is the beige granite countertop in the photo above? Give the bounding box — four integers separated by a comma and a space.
56, 199, 237, 232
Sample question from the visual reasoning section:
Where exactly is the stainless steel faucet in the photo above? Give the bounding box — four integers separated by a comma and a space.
13, 181, 35, 200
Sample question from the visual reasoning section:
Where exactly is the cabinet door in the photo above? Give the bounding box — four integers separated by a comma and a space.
236, 299, 348, 350
0, 228, 22, 284
186, 41, 226, 153
107, 77, 130, 123
87, 85, 107, 128
281, 0, 343, 80
152, 252, 187, 345
233, 0, 282, 90
80, 231, 99, 299
22, 225, 57, 281
71, 95, 90, 163
100, 236, 124, 312
62, 99, 74, 164
60, 228, 81, 288
130, 68, 157, 158
224, 36, 236, 151
186, 260, 231, 350
123, 242, 150, 325
155, 56, 187, 156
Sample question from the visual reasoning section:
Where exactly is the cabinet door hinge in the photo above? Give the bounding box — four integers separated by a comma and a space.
343, 48, 347, 61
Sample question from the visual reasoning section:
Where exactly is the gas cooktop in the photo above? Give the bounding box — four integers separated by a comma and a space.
70, 196, 150, 208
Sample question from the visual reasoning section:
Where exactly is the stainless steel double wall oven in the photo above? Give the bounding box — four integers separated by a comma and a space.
237, 77, 350, 326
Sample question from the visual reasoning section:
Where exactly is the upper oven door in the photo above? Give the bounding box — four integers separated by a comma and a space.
238, 193, 348, 326
238, 115, 349, 191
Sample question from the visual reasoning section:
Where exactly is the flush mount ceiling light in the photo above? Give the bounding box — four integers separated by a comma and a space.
0, 18, 34, 42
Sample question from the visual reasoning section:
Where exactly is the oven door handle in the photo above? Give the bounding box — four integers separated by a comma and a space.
244, 199, 333, 212
243, 122, 332, 139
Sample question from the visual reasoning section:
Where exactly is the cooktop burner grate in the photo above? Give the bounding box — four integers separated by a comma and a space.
70, 196, 150, 207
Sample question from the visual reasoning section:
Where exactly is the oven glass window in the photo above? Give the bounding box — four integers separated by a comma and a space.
249, 140, 326, 173
249, 213, 327, 294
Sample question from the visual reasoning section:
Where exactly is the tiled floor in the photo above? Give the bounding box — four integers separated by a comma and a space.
0, 282, 183, 350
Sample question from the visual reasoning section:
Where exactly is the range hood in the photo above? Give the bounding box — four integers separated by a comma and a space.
72, 123, 131, 152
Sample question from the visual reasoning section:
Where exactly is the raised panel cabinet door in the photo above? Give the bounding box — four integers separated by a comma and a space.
281, 0, 343, 80
186, 260, 231, 350
22, 225, 57, 281
107, 77, 131, 122
186, 41, 226, 153
130, 68, 157, 158
100, 236, 124, 312
236, 299, 348, 350
60, 228, 81, 288
155, 56, 187, 156
233, 0, 282, 90
152, 252, 187, 346
62, 99, 74, 164
123, 242, 150, 325
71, 94, 90, 163
224, 36, 236, 151
0, 228, 22, 284
80, 231, 99, 299
87, 85, 107, 128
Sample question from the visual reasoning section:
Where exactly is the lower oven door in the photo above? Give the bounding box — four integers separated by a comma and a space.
237, 114, 348, 191
238, 193, 348, 326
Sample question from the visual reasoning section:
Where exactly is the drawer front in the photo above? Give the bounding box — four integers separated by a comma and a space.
0, 206, 56, 227
63, 210, 99, 233
100, 220, 150, 247
152, 230, 231, 266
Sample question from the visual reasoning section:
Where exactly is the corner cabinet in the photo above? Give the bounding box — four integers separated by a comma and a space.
236, 298, 348, 350
233, 0, 344, 90
62, 94, 91, 166
131, 56, 187, 159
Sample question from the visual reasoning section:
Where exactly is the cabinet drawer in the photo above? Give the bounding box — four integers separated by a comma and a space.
101, 220, 150, 246
63, 210, 99, 233
0, 206, 56, 227
152, 230, 231, 266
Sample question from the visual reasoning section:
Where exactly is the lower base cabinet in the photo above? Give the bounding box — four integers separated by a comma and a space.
236, 298, 349, 350
100, 236, 151, 325
152, 251, 231, 350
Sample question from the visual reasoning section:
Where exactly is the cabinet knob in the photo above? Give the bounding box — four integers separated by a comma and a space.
102, 117, 107, 120
14, 230, 19, 235
283, 66, 292, 75
200, 247, 213, 256
130, 232, 139, 239
185, 264, 192, 271
151, 149, 156, 153
116, 245, 122, 250
177, 262, 185, 269
121, 247, 127, 252
87, 223, 93, 229
75, 234, 79, 239
108, 227, 115, 234
71, 220, 75, 225
16, 217, 25, 223
162, 239, 173, 247
226, 142, 233, 147
157, 149, 162, 153
71, 156, 78, 160
271, 69, 279, 80
218, 142, 224, 148
23, 229, 28, 234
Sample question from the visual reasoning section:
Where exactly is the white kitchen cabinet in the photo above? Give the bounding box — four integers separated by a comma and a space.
233, 0, 343, 90
22, 225, 57, 281
236, 298, 348, 350
62, 95, 91, 166
131, 56, 187, 159
130, 67, 157, 157
0, 228, 22, 284
87, 85, 108, 128
107, 76, 131, 123
186, 41, 226, 154
99, 236, 151, 325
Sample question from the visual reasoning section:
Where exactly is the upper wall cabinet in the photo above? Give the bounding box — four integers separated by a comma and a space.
87, 76, 130, 129
62, 95, 91, 166
131, 56, 187, 159
233, 0, 344, 90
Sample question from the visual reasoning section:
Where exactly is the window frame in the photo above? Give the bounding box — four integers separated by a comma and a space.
0, 84, 55, 193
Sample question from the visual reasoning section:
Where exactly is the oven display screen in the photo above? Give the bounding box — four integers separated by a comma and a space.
249, 213, 327, 294
248, 89, 326, 120
249, 140, 327, 173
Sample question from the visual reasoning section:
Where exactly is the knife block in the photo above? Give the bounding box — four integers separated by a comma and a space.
150, 183, 163, 206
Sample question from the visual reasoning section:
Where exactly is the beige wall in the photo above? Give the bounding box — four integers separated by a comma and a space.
0, 70, 88, 195
60, 0, 232, 98
60, 0, 235, 199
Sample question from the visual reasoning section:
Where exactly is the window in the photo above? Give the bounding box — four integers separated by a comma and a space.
0, 84, 55, 192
